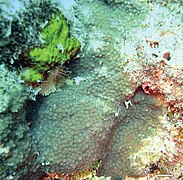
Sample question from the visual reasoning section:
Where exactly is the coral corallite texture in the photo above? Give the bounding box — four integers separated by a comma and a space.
2, 0, 182, 179
30, 85, 165, 178
30, 59, 138, 175
26, 1, 183, 179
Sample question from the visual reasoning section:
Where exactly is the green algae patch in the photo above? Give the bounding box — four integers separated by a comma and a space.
22, 11, 80, 83
21, 68, 43, 82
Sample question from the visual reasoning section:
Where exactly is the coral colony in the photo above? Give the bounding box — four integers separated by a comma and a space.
0, 0, 182, 179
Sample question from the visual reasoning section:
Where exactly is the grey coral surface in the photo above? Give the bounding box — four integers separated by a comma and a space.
0, 64, 27, 113
0, 0, 182, 179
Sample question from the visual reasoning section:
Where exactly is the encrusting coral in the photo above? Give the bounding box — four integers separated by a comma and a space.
0, 0, 80, 179
25, 1, 182, 179
0, 0, 182, 179
0, 64, 27, 113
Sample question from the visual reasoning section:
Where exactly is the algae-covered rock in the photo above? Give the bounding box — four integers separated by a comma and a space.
0, 0, 57, 64
22, 11, 81, 83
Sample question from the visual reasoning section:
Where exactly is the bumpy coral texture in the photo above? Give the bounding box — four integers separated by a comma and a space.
97, 90, 165, 177
0, 64, 27, 113
1, 0, 182, 179
31, 66, 136, 170
0, 64, 28, 176
0, 64, 32, 180
27, 0, 182, 179
0, 1, 66, 179
0, 65, 27, 179
31, 85, 165, 178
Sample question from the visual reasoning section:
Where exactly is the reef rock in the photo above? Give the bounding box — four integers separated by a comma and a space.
1, 0, 182, 179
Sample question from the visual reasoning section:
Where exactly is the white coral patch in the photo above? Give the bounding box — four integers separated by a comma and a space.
73, 76, 86, 85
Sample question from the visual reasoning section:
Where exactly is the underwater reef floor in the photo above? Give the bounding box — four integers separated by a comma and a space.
0, 0, 182, 179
